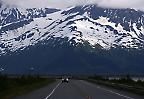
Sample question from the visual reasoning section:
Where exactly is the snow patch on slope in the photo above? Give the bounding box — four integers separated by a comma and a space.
0, 6, 144, 55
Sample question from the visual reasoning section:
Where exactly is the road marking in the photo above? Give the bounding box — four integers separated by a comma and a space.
80, 81, 134, 99
97, 86, 134, 99
45, 82, 61, 99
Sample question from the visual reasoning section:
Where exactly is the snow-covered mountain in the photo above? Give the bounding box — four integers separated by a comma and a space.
0, 3, 60, 26
0, 3, 144, 74
0, 4, 144, 56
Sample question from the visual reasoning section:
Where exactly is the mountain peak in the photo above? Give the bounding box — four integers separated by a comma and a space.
0, 4, 144, 56
0, 4, 144, 74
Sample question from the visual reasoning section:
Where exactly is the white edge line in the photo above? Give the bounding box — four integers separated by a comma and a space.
97, 86, 135, 99
45, 82, 61, 99
80, 81, 135, 99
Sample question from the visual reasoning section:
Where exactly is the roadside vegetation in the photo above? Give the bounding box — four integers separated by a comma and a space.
87, 75, 144, 95
0, 74, 55, 99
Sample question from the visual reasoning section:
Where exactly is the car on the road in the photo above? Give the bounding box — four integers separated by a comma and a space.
62, 78, 69, 83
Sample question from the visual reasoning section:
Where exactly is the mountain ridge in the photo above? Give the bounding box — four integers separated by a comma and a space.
0, 4, 144, 74
0, 5, 144, 56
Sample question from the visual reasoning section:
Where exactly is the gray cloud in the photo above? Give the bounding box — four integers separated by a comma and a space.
1, 0, 144, 10
97, 0, 144, 9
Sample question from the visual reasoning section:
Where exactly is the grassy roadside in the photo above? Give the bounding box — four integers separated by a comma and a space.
85, 76, 144, 95
0, 75, 55, 99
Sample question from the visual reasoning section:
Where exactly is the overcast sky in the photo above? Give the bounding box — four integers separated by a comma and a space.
1, 0, 144, 10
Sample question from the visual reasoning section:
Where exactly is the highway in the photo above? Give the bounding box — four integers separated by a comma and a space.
14, 80, 144, 99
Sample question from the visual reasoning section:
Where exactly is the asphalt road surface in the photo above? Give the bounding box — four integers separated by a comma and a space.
14, 80, 144, 99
